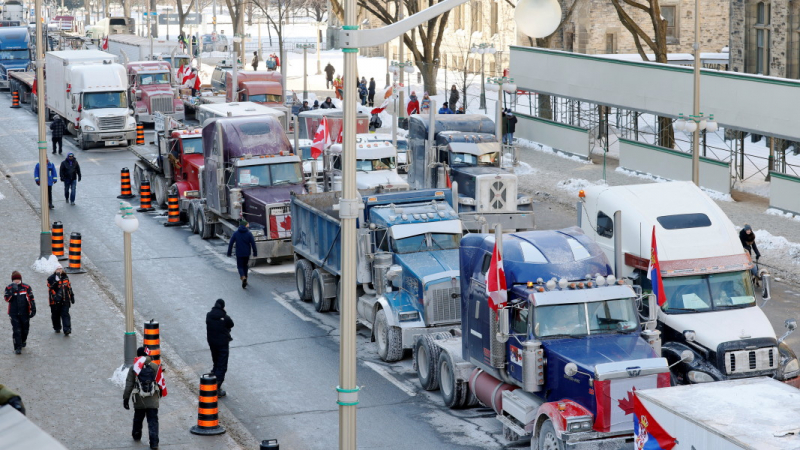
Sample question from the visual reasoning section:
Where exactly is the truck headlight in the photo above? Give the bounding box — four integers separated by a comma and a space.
783, 358, 800, 378
458, 197, 475, 206
136, 106, 147, 113
398, 311, 419, 322
516, 196, 532, 205
687, 370, 715, 383
183, 190, 200, 198
83, 125, 95, 131
567, 420, 592, 432
251, 228, 264, 237
176, 104, 184, 111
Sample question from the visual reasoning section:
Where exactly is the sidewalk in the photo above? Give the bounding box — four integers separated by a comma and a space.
0, 170, 244, 448
512, 140, 800, 285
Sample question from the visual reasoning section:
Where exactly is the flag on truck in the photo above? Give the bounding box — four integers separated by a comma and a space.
310, 117, 330, 159
485, 239, 507, 314
647, 226, 667, 306
633, 393, 676, 449
101, 35, 108, 50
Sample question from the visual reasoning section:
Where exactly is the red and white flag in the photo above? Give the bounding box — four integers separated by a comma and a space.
310, 117, 330, 159
101, 36, 108, 50
269, 213, 292, 239
132, 356, 147, 374
336, 129, 343, 144
155, 365, 168, 397
371, 97, 392, 115
485, 239, 507, 315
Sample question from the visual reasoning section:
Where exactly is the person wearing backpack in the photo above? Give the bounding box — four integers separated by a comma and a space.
124, 347, 161, 449
47, 265, 74, 335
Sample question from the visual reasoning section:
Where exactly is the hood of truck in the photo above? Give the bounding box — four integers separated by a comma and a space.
544, 334, 659, 374
183, 154, 204, 173
394, 249, 459, 286
140, 84, 174, 98
451, 165, 509, 177
241, 80, 282, 95
356, 170, 409, 190
659, 306, 777, 349
242, 184, 305, 207
0, 60, 28, 72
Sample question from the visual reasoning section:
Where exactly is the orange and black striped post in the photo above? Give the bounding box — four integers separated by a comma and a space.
137, 179, 155, 212
189, 374, 226, 436
136, 125, 144, 145
117, 168, 135, 199
64, 232, 86, 274
10, 91, 20, 108
163, 193, 184, 227
143, 320, 160, 365
51, 221, 67, 261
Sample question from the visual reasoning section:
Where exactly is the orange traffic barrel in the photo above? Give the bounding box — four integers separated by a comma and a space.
137, 179, 155, 212
143, 320, 160, 365
189, 374, 226, 436
64, 232, 86, 274
117, 168, 135, 199
164, 193, 184, 227
136, 125, 144, 145
10, 91, 19, 108
51, 221, 67, 261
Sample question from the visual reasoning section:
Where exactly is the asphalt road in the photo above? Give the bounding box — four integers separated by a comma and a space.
2, 93, 799, 449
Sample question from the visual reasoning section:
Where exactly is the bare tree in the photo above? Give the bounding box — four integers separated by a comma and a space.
224, 0, 246, 52
252, 0, 304, 62
304, 0, 327, 22
176, 0, 195, 36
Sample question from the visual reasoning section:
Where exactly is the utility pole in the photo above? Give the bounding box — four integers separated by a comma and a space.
690, 0, 700, 186
212, 0, 217, 33
397, 2, 404, 126
35, 0, 50, 258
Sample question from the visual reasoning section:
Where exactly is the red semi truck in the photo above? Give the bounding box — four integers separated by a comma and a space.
126, 61, 185, 123
225, 71, 283, 105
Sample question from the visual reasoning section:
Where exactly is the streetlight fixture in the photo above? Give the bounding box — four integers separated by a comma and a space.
486, 76, 517, 145
389, 60, 414, 96
295, 43, 316, 100
471, 43, 495, 111
115, 201, 139, 366
674, 112, 718, 172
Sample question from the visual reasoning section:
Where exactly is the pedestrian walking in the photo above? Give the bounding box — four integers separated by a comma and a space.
407, 91, 420, 116
325, 63, 335, 89
34, 158, 57, 209
505, 109, 517, 144
49, 116, 66, 155
226, 220, 257, 288
59, 152, 81, 205
4, 271, 36, 355
420, 92, 431, 113
206, 299, 233, 397
123, 347, 162, 449
251, 51, 259, 71
47, 265, 74, 336
449, 85, 460, 113
368, 78, 376, 106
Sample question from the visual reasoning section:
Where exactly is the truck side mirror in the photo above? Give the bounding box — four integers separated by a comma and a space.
647, 293, 658, 322
760, 271, 772, 302
779, 319, 797, 344
564, 362, 578, 377
496, 308, 509, 343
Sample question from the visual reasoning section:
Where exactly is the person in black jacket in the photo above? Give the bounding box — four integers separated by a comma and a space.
320, 97, 335, 109
740, 224, 761, 260
49, 116, 66, 155
206, 299, 233, 397
368, 77, 376, 106
4, 271, 36, 354
59, 153, 81, 205
227, 220, 257, 288
47, 265, 74, 335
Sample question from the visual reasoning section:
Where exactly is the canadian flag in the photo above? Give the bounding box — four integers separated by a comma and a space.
336, 129, 343, 144
101, 36, 108, 51
155, 365, 168, 397
179, 65, 192, 85
310, 117, 330, 159
269, 213, 292, 239
485, 239, 507, 315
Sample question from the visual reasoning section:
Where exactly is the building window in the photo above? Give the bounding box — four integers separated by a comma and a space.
662, 5, 678, 44
605, 33, 616, 54
788, 1, 800, 79
490, 2, 498, 36
755, 1, 771, 75
471, 1, 482, 34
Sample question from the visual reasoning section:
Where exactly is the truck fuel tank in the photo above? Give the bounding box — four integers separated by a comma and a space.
468, 368, 518, 415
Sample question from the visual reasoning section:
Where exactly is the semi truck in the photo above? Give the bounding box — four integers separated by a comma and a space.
414, 227, 671, 447
407, 114, 534, 232
196, 101, 287, 131
577, 181, 800, 387
45, 50, 137, 149
126, 61, 184, 123
322, 141, 408, 192
357, 133, 408, 173
0, 26, 30, 89
634, 377, 800, 449
225, 71, 283, 106
107, 34, 185, 71
291, 189, 464, 361
296, 109, 369, 141
1, 0, 24, 23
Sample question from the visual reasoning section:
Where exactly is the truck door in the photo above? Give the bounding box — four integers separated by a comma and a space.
468, 251, 492, 366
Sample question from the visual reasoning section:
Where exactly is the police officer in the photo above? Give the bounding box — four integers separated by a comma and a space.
47, 265, 74, 336
3, 271, 36, 354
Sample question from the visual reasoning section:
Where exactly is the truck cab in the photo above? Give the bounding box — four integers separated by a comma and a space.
126, 61, 184, 123
357, 133, 408, 173
225, 71, 283, 105
578, 182, 800, 388
108, 16, 135, 35
0, 27, 30, 89
324, 141, 409, 192
407, 114, 534, 232
296, 109, 370, 140
210, 60, 240, 92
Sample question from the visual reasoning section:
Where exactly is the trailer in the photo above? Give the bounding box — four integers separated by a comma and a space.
8, 69, 34, 106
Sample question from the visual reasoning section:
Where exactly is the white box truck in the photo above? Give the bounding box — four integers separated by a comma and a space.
45, 50, 137, 149
106, 34, 190, 78
634, 377, 800, 449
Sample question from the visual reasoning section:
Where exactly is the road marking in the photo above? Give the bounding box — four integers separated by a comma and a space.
364, 361, 417, 397
272, 293, 312, 322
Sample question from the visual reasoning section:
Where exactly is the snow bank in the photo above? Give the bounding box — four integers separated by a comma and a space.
109, 365, 130, 389
615, 167, 732, 202
516, 139, 592, 164
31, 255, 62, 274
556, 178, 605, 193
501, 154, 536, 175
765, 208, 800, 222
749, 228, 800, 263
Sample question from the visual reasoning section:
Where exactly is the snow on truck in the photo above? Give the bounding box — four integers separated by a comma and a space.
126, 61, 184, 123
413, 227, 670, 448
291, 189, 464, 361
577, 181, 800, 387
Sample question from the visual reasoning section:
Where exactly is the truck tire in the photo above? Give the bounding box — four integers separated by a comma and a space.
375, 309, 403, 362
311, 269, 332, 313
197, 207, 213, 239
295, 259, 313, 301
536, 420, 565, 450
439, 351, 470, 409
415, 335, 442, 390
152, 175, 168, 208
187, 203, 198, 234
78, 132, 89, 150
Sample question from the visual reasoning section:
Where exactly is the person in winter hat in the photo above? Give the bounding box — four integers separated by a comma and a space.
504, 109, 518, 145
123, 346, 161, 449
206, 299, 234, 397
420, 92, 431, 113
47, 265, 74, 335
406, 91, 420, 116
34, 158, 57, 209
59, 153, 81, 205
227, 220, 257, 288
739, 224, 761, 260
438, 102, 453, 114
448, 85, 460, 113
313, 99, 320, 109
4, 271, 36, 354
320, 97, 335, 109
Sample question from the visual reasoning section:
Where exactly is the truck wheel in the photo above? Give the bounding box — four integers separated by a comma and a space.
375, 309, 403, 362
295, 259, 313, 301
187, 203, 198, 234
415, 335, 442, 390
197, 207, 213, 239
152, 176, 168, 208
537, 420, 565, 450
311, 269, 332, 313
78, 132, 89, 150
439, 351, 469, 409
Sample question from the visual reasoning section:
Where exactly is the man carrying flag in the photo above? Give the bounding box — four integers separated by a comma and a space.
123, 347, 163, 448
647, 226, 667, 307
310, 116, 330, 159
485, 235, 507, 315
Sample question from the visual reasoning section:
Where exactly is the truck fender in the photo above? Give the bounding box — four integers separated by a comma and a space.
173, 180, 195, 199
661, 341, 724, 383
134, 100, 147, 113
530, 400, 593, 441
370, 296, 398, 342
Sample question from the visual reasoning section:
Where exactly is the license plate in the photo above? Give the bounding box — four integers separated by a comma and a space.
105, 140, 118, 146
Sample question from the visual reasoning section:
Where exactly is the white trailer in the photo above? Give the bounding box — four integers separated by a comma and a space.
634, 377, 800, 449
106, 35, 186, 70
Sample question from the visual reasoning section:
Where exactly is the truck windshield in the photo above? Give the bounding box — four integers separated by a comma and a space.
269, 162, 303, 185
661, 271, 756, 313
0, 50, 29, 60
83, 91, 127, 109
392, 232, 461, 254
181, 137, 202, 154
248, 94, 282, 103
450, 151, 498, 166
535, 299, 638, 338
139, 73, 170, 85
356, 158, 396, 172
236, 162, 302, 187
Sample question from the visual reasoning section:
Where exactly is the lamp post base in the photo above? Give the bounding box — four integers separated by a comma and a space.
124, 332, 137, 367
39, 231, 52, 259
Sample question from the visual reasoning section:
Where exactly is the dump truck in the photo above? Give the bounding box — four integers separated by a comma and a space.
291, 189, 464, 361
126, 61, 184, 123
407, 114, 534, 232
414, 227, 670, 447
578, 181, 800, 388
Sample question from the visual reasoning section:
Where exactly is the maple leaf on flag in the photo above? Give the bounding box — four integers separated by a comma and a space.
310, 117, 330, 159
280, 215, 291, 230
618, 389, 636, 415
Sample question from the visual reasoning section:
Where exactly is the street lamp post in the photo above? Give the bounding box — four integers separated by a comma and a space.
296, 43, 316, 100
485, 76, 517, 147
471, 43, 495, 112
316, 22, 323, 75
674, 112, 718, 183
35, 0, 50, 258
389, 61, 414, 147
115, 201, 139, 366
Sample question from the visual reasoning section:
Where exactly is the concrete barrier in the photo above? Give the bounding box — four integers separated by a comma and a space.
515, 113, 590, 159
769, 172, 800, 216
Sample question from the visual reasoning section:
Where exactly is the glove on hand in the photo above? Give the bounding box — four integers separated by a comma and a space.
123, 398, 130, 410
7, 396, 25, 415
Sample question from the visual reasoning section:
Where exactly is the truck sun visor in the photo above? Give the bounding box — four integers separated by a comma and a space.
390, 220, 462, 240
448, 142, 500, 156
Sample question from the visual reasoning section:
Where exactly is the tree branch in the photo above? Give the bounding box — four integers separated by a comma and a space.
609, 0, 657, 55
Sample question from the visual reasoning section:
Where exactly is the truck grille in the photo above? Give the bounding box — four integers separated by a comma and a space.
150, 96, 174, 114
489, 181, 507, 210
478, 176, 517, 213
267, 205, 291, 240
97, 116, 126, 130
725, 347, 778, 375
424, 282, 461, 325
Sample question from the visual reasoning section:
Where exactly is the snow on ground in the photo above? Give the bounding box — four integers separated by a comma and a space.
516, 138, 593, 164
765, 208, 800, 221
751, 229, 800, 263
556, 178, 606, 193
614, 167, 732, 202
109, 365, 130, 389
31, 255, 62, 274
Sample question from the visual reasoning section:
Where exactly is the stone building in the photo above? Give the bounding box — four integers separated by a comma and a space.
729, 0, 800, 79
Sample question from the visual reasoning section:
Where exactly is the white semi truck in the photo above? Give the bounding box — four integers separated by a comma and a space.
45, 50, 137, 149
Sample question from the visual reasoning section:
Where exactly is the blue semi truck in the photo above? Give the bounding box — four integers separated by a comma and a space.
0, 26, 30, 89
414, 227, 673, 447
291, 189, 464, 362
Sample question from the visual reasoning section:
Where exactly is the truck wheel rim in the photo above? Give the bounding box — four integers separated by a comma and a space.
441, 360, 453, 397
542, 431, 559, 450
296, 268, 305, 295
417, 346, 429, 379
376, 316, 386, 353
313, 278, 321, 305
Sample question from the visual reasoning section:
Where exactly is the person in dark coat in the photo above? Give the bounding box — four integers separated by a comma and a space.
324, 63, 335, 89
227, 220, 257, 288
368, 77, 376, 106
47, 265, 74, 335
298, 100, 312, 112
59, 153, 81, 205
123, 347, 161, 448
740, 224, 761, 260
312, 100, 320, 109
251, 51, 259, 71
34, 159, 57, 209
448, 85, 459, 113
4, 271, 36, 354
503, 109, 518, 144
320, 97, 335, 109
206, 299, 233, 397
49, 116, 66, 154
